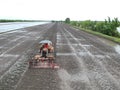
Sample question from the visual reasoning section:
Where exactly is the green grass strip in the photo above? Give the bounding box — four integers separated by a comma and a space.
73, 26, 120, 44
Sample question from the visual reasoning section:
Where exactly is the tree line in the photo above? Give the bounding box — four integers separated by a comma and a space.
65, 17, 120, 37
0, 19, 48, 22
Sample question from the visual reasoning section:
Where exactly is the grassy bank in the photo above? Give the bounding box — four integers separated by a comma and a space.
73, 26, 120, 44
0, 19, 32, 22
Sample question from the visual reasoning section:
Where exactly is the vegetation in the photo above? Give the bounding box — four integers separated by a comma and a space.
70, 17, 120, 38
65, 18, 70, 24
77, 27, 120, 44
0, 19, 49, 22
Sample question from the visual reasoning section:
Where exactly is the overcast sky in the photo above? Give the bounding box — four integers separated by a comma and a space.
0, 0, 120, 21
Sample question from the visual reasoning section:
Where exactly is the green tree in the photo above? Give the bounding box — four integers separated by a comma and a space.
65, 18, 70, 24
68, 17, 120, 37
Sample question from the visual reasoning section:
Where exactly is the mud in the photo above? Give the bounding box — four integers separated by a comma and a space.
0, 23, 120, 90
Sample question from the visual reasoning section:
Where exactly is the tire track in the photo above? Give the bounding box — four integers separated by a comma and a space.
0, 24, 53, 90
61, 24, 120, 90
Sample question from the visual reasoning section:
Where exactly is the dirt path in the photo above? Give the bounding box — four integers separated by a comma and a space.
56, 23, 120, 90
0, 23, 120, 90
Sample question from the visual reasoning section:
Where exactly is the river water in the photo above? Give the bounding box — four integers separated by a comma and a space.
0, 22, 49, 33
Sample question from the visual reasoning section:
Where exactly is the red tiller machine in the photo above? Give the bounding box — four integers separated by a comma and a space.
29, 40, 59, 69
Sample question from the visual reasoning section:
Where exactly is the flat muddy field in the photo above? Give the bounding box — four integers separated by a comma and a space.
0, 23, 120, 90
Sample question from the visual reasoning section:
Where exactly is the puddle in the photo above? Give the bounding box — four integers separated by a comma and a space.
114, 45, 120, 54
98, 37, 120, 54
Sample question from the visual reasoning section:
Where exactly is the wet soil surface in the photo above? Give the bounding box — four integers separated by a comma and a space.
0, 23, 120, 90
